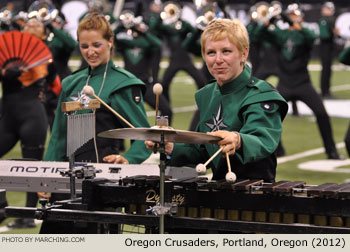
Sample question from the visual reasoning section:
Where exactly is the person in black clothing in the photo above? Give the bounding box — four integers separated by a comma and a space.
318, 1, 339, 99
247, 1, 299, 156
0, 25, 50, 228
255, 3, 343, 160
148, 0, 163, 85
157, 2, 207, 104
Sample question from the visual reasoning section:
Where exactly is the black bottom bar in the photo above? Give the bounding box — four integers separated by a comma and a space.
5, 206, 350, 234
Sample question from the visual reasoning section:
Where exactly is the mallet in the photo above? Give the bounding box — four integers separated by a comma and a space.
195, 147, 224, 174
225, 152, 236, 182
153, 83, 163, 124
83, 85, 135, 128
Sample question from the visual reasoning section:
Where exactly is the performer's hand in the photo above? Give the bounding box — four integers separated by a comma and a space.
292, 22, 302, 31
207, 130, 241, 156
132, 24, 147, 34
281, 12, 294, 26
333, 27, 340, 36
37, 192, 51, 199
144, 140, 174, 155
38, 90, 46, 102
103, 154, 129, 164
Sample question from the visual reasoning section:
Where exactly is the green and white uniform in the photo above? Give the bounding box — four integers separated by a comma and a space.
168, 66, 288, 182
45, 60, 152, 164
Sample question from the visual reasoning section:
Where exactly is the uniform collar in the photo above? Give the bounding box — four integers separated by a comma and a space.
218, 66, 252, 94
88, 60, 113, 76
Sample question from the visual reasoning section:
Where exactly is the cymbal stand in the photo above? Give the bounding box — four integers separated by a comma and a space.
158, 131, 166, 234
150, 116, 177, 234
151, 84, 174, 233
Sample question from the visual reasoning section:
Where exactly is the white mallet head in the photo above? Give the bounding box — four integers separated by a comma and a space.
195, 163, 206, 174
153, 83, 163, 95
83, 85, 95, 96
225, 171, 237, 182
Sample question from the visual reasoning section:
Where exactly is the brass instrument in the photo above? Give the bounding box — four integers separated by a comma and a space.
118, 10, 148, 38
0, 7, 13, 26
119, 10, 135, 29
250, 1, 283, 24
250, 1, 270, 24
284, 3, 304, 23
195, 0, 220, 30
160, 1, 182, 30
269, 1, 282, 19
196, 9, 216, 30
87, 0, 104, 13
27, 0, 59, 24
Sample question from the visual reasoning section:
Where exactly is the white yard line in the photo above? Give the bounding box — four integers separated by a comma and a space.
146, 105, 197, 117
277, 142, 346, 164
331, 84, 350, 92
0, 226, 9, 233
0, 220, 42, 233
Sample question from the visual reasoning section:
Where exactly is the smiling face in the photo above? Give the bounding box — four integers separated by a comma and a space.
78, 29, 112, 69
204, 37, 248, 86
200, 19, 249, 86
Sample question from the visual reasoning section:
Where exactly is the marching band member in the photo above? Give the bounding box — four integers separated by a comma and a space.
45, 12, 151, 172
0, 19, 51, 229
40, 13, 152, 233
22, 17, 63, 132
157, 2, 207, 104
318, 1, 339, 99
145, 18, 288, 182
148, 0, 164, 85
77, 0, 115, 70
254, 3, 343, 160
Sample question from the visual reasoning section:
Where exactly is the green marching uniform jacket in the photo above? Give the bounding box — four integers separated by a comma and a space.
338, 47, 350, 65
318, 15, 335, 42
168, 66, 288, 182
253, 23, 317, 88
45, 60, 152, 164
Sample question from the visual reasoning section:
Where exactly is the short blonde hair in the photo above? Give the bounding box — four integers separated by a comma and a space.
200, 19, 249, 58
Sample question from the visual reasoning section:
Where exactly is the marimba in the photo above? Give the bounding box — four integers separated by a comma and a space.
5, 176, 350, 233
80, 176, 350, 233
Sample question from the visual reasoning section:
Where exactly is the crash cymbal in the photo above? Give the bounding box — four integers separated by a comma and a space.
98, 127, 221, 144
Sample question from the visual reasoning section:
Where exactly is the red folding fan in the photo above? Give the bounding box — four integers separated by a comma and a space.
0, 30, 53, 86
